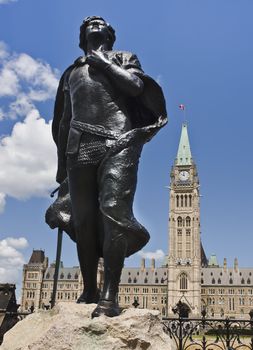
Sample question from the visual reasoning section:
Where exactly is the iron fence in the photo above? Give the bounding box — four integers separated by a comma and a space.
162, 305, 253, 350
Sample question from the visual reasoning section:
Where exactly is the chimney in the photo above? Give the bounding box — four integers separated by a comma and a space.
223, 258, 227, 272
151, 258, 155, 271
234, 257, 238, 273
141, 258, 145, 271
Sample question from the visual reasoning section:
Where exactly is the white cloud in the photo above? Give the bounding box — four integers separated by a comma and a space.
8, 93, 34, 119
137, 249, 165, 261
0, 41, 9, 59
0, 109, 57, 206
0, 107, 4, 120
0, 237, 28, 284
0, 0, 17, 4
0, 67, 20, 97
7, 53, 58, 95
0, 42, 59, 119
5, 237, 28, 249
0, 193, 6, 213
0, 42, 59, 212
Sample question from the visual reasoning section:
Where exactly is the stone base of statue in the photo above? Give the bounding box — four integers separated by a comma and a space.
1, 303, 173, 350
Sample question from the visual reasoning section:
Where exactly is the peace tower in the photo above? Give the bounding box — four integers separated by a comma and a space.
167, 124, 204, 316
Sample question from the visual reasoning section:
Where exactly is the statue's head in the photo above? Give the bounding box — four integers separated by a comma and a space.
79, 16, 116, 53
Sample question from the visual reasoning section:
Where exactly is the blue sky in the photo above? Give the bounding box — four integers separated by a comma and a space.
0, 0, 252, 296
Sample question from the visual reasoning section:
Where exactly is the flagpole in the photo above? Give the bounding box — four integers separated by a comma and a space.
184, 107, 187, 124
179, 104, 187, 124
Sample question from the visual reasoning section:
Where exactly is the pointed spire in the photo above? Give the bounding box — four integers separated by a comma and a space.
176, 123, 192, 166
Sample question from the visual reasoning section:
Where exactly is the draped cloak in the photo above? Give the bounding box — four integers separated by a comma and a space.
45, 51, 167, 258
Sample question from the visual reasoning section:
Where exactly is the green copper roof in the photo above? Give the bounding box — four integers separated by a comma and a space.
176, 124, 192, 165
208, 254, 219, 267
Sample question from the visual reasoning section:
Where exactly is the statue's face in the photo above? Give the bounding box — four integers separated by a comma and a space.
85, 19, 110, 43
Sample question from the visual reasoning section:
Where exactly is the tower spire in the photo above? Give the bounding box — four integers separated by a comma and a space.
176, 123, 192, 166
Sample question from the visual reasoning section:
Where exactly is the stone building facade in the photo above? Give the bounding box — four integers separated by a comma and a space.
21, 250, 103, 311
20, 124, 253, 318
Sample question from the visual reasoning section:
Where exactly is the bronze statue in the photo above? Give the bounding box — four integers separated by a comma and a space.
46, 16, 167, 317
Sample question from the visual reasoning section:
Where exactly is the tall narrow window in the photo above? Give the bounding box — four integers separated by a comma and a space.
177, 216, 183, 227
186, 229, 191, 258
186, 216, 191, 227
176, 195, 179, 207
181, 195, 184, 207
189, 195, 192, 207
185, 195, 188, 207
177, 229, 182, 257
179, 273, 188, 290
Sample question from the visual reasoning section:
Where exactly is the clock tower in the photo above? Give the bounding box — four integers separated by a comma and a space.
167, 124, 202, 317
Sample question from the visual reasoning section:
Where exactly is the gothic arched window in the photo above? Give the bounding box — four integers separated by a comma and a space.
67, 273, 71, 279
229, 278, 233, 284
241, 278, 245, 284
185, 195, 188, 207
177, 216, 183, 227
60, 273, 64, 279
176, 195, 179, 207
212, 278, 215, 284
218, 278, 221, 284
179, 273, 188, 290
186, 216, 191, 227
181, 195, 184, 207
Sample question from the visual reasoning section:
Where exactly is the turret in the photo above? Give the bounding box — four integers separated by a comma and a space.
151, 258, 155, 271
234, 257, 238, 273
223, 258, 227, 272
141, 258, 145, 271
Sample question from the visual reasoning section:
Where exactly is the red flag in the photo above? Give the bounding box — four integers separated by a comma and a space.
179, 104, 185, 110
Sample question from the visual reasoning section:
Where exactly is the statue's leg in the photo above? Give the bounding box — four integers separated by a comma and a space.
92, 220, 128, 317
92, 146, 141, 317
68, 165, 100, 303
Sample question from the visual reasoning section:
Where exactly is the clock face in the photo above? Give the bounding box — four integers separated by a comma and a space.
179, 171, 189, 181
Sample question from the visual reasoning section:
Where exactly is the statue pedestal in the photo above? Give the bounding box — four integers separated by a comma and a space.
1, 302, 173, 350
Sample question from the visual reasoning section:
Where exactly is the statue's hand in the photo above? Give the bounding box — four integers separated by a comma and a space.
86, 50, 111, 70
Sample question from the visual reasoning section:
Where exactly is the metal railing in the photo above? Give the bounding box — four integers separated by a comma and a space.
162, 303, 253, 350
